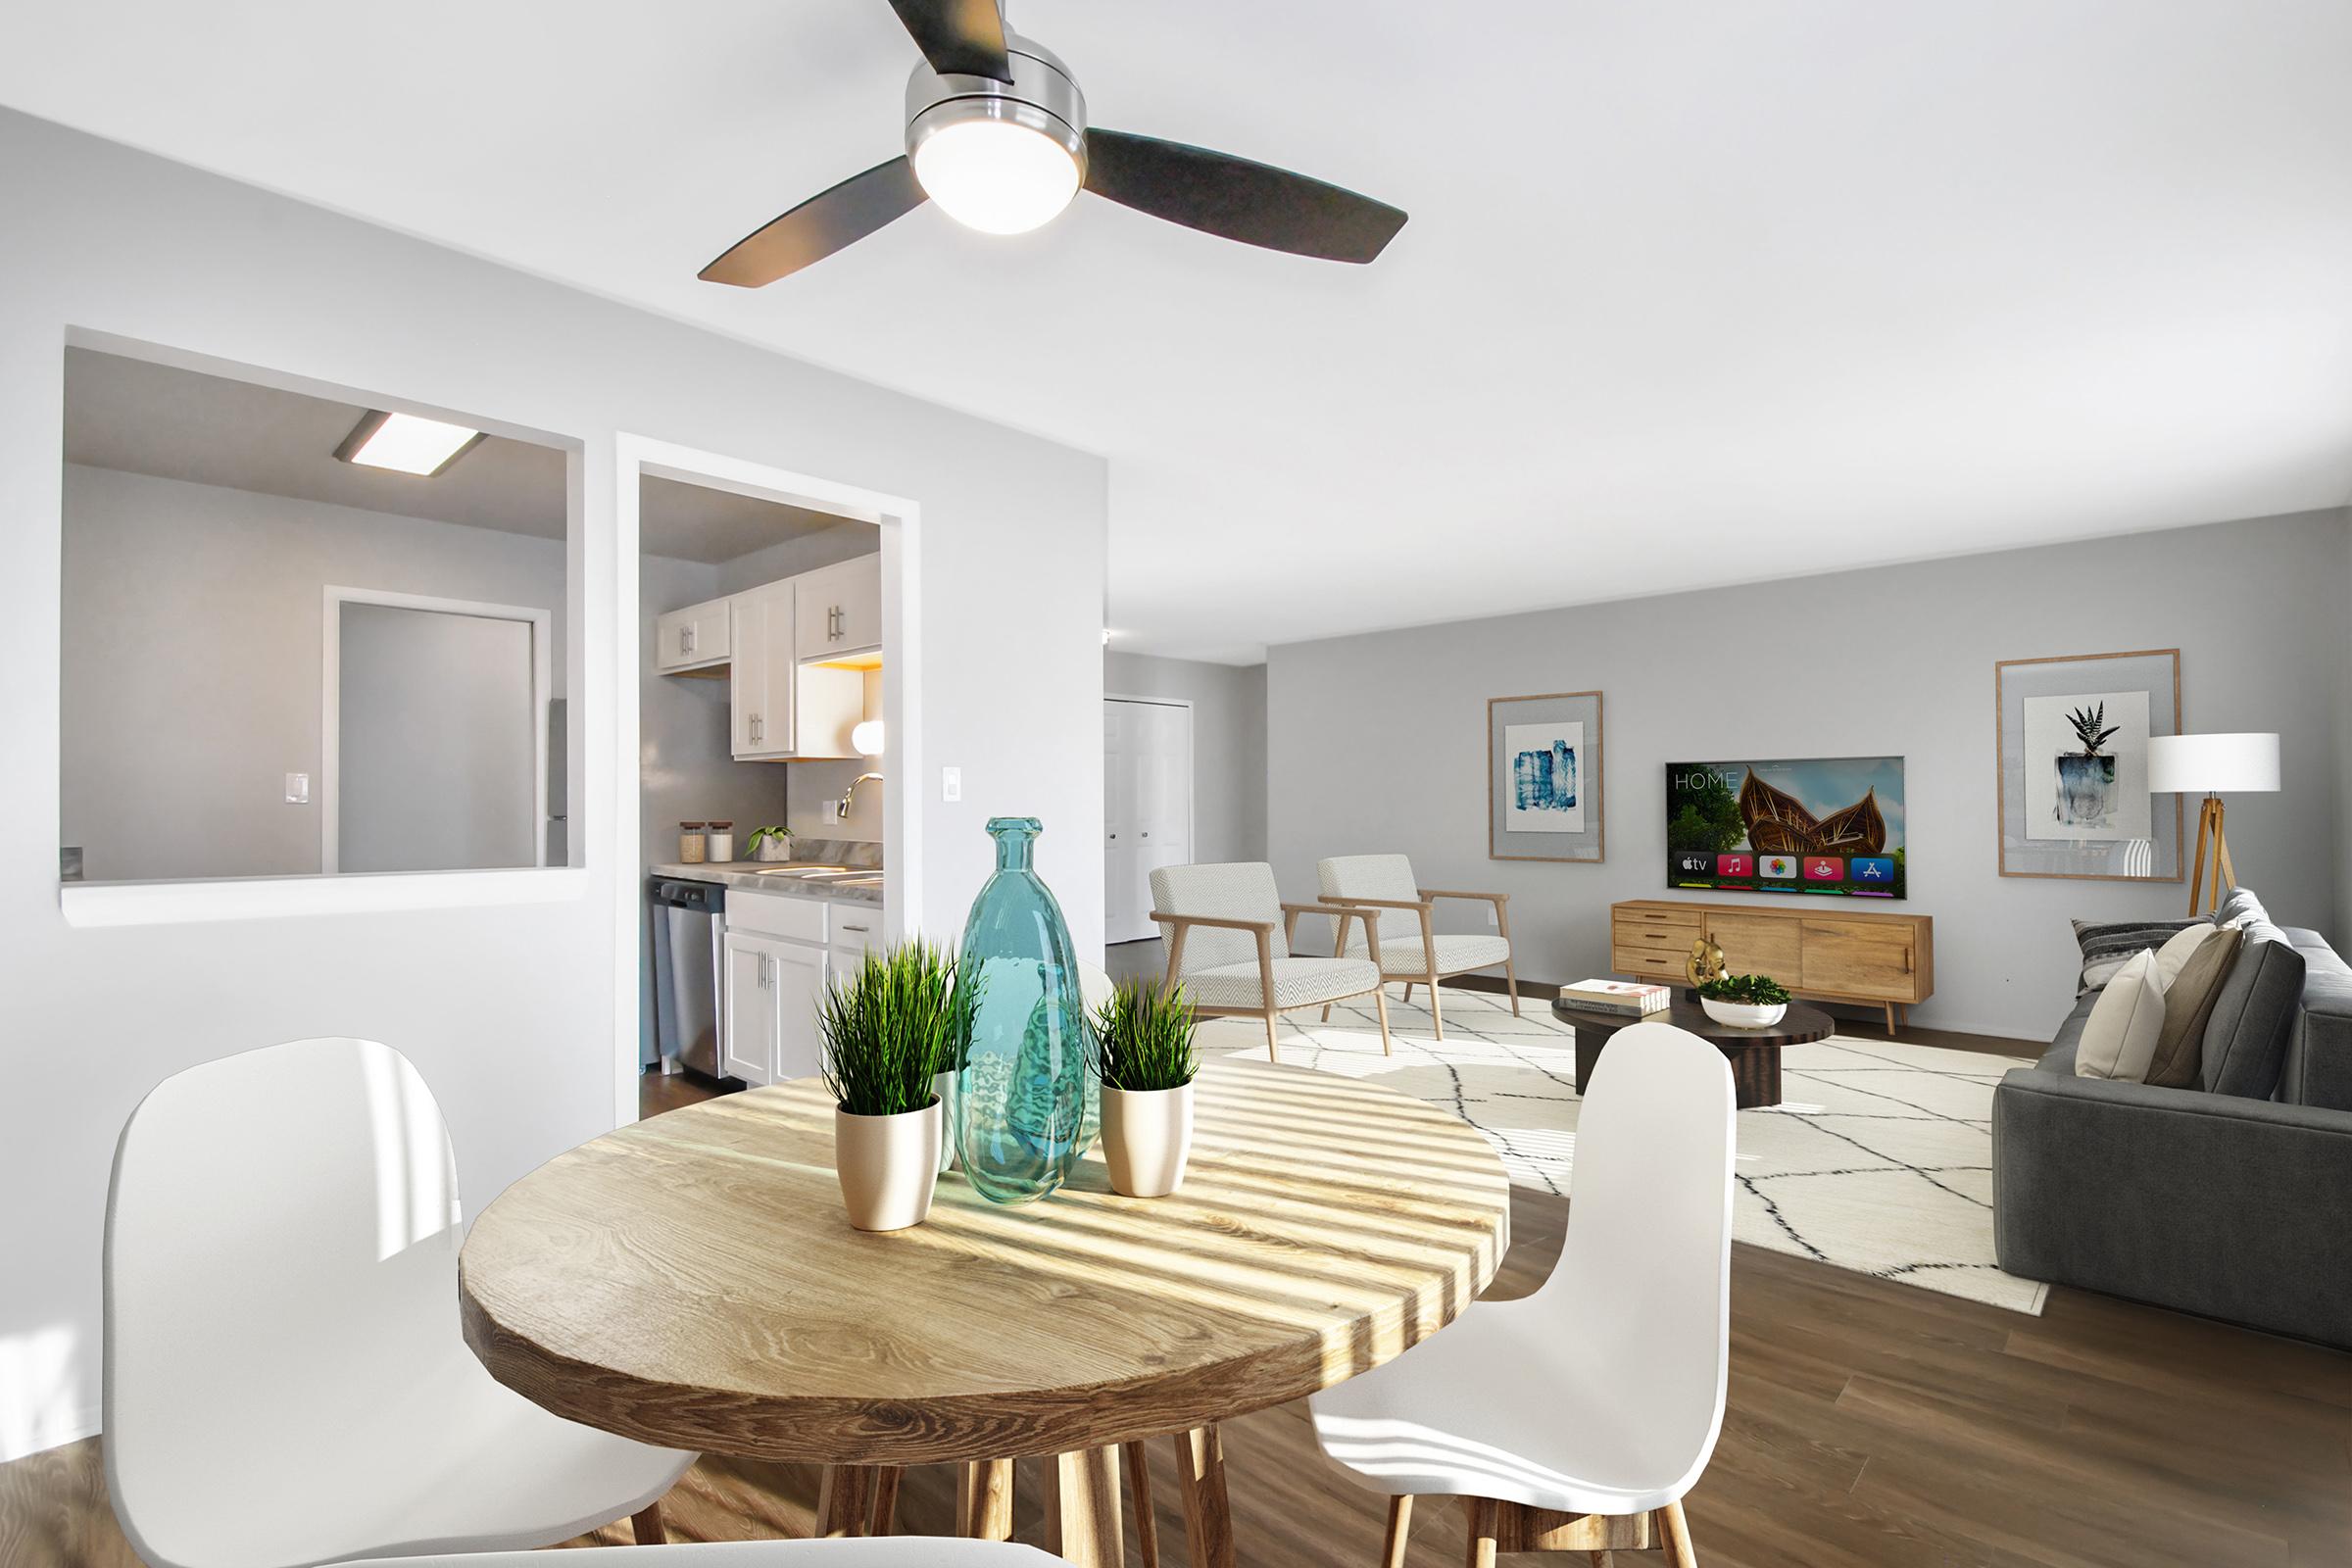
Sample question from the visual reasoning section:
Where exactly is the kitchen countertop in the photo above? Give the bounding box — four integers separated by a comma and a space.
650, 861, 884, 906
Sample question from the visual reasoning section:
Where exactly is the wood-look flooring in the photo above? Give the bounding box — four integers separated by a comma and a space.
9, 1010, 2350, 1568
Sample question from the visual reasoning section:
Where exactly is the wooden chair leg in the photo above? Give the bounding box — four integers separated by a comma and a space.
1658, 1499, 1698, 1567
956, 1458, 1015, 1540
1321, 1002, 1333, 1022
1372, 984, 1394, 1055
868, 1465, 902, 1536
815, 1465, 874, 1538
1263, 1009, 1281, 1062
1430, 978, 1446, 1042
1381, 1494, 1413, 1568
1402, 982, 1414, 1005
1171, 1425, 1236, 1568
1463, 1496, 1499, 1568
1125, 1439, 1161, 1568
630, 1500, 666, 1544
1504, 957, 1521, 1015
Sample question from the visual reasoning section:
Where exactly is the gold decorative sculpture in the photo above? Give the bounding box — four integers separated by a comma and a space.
1686, 936, 1726, 988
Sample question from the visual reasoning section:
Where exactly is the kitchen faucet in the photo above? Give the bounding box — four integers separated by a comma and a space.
835, 772, 883, 821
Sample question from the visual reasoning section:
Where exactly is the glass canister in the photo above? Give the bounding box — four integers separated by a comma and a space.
706, 821, 735, 862
678, 822, 707, 863
955, 816, 1097, 1203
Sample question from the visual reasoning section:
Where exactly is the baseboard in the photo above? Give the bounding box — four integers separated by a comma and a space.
0, 1402, 101, 1465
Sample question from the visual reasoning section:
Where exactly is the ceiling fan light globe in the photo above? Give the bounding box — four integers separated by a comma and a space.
911, 117, 1080, 235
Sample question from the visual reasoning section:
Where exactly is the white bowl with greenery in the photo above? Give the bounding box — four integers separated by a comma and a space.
1093, 979, 1199, 1199
820, 940, 967, 1231
1696, 972, 1792, 1029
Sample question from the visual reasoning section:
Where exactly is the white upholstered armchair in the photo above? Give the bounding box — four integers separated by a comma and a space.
1317, 854, 1518, 1041
1150, 861, 1394, 1059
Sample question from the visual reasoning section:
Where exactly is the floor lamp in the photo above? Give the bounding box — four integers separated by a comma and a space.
2148, 732, 2279, 915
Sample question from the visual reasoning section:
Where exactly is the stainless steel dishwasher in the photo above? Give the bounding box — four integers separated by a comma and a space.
650, 877, 727, 1079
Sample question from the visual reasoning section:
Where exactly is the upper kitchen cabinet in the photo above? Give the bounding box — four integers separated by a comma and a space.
730, 577, 862, 762
655, 596, 731, 674
795, 555, 881, 662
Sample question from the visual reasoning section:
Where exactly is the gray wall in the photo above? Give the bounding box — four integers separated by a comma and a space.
0, 107, 1104, 1460
1105, 651, 1268, 865
1267, 509, 2352, 1042
60, 465, 565, 882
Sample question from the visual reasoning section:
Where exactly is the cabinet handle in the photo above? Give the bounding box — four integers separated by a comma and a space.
750, 714, 762, 745
841, 922, 869, 933
680, 626, 693, 655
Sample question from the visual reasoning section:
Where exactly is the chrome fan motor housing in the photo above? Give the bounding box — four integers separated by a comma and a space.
904, 32, 1088, 173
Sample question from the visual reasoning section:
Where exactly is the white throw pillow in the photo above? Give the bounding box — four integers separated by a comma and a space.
2152, 921, 2219, 986
2075, 949, 2169, 1082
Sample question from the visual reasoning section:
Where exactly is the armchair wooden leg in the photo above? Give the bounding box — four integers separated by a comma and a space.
1372, 984, 1394, 1055
1430, 979, 1446, 1042
1381, 1494, 1413, 1568
1263, 1010, 1281, 1062
630, 1501, 666, 1544
1402, 983, 1414, 1005
1321, 1003, 1332, 1022
1464, 1496, 1499, 1568
1504, 957, 1521, 1015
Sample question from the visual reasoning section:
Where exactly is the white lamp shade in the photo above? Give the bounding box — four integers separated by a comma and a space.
2147, 732, 2279, 794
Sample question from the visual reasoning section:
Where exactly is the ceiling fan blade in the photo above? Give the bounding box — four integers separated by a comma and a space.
700, 157, 928, 287
1082, 129, 1407, 264
885, 0, 1012, 82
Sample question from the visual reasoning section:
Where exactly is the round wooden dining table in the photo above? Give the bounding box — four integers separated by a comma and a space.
459, 1057, 1512, 1566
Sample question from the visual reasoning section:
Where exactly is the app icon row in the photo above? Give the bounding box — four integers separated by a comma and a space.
1674, 852, 1895, 884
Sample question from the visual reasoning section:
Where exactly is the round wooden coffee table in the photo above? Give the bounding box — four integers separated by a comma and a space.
1549, 993, 1835, 1108
458, 1057, 1511, 1566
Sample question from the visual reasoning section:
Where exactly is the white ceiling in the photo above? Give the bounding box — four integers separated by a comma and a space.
12, 2, 2350, 662
64, 348, 858, 564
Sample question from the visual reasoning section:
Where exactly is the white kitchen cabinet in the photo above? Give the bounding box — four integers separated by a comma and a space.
656, 597, 731, 673
728, 580, 797, 760
828, 902, 880, 979
795, 555, 882, 662
721, 926, 827, 1085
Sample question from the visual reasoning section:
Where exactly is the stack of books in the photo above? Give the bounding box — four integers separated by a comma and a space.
1557, 978, 1672, 1016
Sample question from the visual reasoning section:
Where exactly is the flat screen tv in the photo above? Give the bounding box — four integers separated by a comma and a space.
1665, 757, 1906, 899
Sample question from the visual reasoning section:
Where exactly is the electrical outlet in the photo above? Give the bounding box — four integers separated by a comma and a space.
941, 765, 962, 803
285, 772, 310, 805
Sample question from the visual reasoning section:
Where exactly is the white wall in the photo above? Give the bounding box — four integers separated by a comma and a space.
60, 465, 566, 882
1267, 509, 2351, 1042
0, 107, 1104, 1460
1104, 651, 1268, 865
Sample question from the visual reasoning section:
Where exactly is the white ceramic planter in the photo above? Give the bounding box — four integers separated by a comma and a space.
1102, 1082, 1195, 1198
834, 1099, 942, 1232
1700, 998, 1788, 1029
934, 1071, 960, 1173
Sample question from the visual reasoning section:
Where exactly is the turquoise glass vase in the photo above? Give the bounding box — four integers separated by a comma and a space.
955, 817, 1096, 1204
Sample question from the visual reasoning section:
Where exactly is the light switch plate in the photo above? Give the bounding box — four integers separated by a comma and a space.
941, 765, 962, 803
285, 771, 310, 804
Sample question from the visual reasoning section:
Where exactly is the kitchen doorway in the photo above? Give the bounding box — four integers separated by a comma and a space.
1103, 695, 1194, 945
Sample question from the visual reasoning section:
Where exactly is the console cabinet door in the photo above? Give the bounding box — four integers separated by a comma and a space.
1705, 911, 1803, 982
1799, 918, 1918, 1000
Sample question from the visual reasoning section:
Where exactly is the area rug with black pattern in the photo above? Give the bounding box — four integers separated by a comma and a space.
1201, 985, 2048, 1314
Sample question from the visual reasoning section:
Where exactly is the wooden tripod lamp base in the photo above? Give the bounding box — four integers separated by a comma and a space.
2149, 733, 2278, 918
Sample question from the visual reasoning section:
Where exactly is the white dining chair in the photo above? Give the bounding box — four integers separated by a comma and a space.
350, 1543, 1062, 1566
1306, 1021, 1736, 1566
106, 1037, 698, 1568
1317, 854, 1518, 1042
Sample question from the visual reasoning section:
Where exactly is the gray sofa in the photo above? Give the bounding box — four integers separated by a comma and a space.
1992, 888, 2352, 1348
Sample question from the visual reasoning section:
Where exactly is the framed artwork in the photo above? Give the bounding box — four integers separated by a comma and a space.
1995, 649, 2182, 881
1490, 690, 1604, 862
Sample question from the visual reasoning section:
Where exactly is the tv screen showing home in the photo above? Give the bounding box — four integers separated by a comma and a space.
1665, 757, 1906, 899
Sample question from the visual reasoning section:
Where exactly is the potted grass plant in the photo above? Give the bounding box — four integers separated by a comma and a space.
1697, 972, 1793, 1029
1092, 978, 1200, 1198
819, 940, 965, 1231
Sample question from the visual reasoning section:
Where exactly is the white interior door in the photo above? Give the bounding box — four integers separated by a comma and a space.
1103, 697, 1194, 945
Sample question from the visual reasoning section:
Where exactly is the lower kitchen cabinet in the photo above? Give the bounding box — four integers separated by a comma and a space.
721, 927, 826, 1086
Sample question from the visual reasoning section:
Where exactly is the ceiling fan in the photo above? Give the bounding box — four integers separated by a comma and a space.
700, 0, 1408, 287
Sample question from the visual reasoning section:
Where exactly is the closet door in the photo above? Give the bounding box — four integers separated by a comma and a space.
1102, 698, 1194, 946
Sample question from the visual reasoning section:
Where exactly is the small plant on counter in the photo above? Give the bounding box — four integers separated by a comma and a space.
746, 824, 793, 861
1092, 979, 1199, 1092
1697, 972, 1792, 1006
820, 939, 970, 1231
1091, 978, 1200, 1198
